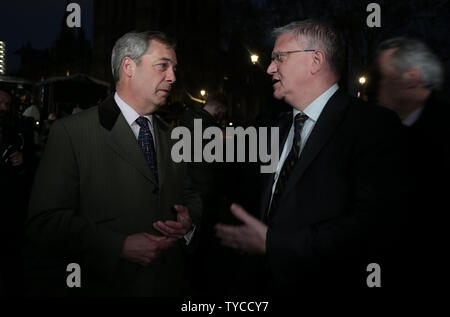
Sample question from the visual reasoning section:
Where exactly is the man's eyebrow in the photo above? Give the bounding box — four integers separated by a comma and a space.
156, 57, 174, 63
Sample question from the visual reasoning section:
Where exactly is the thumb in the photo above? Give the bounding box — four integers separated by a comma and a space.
144, 233, 166, 241
230, 203, 256, 225
173, 204, 188, 215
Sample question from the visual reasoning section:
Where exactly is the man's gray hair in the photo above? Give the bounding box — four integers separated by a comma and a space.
272, 19, 345, 77
376, 37, 443, 90
111, 31, 175, 83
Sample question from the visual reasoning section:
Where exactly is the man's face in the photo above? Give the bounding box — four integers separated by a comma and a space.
266, 33, 314, 106
0, 90, 11, 113
130, 40, 177, 113
376, 48, 408, 111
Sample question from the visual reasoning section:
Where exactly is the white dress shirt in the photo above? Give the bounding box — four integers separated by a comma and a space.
269, 84, 339, 205
402, 106, 424, 127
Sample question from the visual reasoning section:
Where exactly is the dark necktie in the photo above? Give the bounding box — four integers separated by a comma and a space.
136, 116, 158, 183
266, 113, 309, 222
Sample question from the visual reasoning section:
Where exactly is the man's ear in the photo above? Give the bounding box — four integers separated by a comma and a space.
121, 57, 136, 79
402, 68, 421, 89
311, 50, 326, 74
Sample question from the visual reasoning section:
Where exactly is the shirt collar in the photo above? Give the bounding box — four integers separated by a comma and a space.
293, 83, 339, 121
402, 106, 424, 127
114, 92, 153, 127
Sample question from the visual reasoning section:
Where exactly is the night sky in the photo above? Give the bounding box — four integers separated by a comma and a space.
0, 0, 93, 74
1, 0, 449, 94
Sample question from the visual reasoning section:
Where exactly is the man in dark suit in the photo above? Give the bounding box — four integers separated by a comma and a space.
26, 31, 201, 296
372, 37, 449, 289
215, 20, 406, 293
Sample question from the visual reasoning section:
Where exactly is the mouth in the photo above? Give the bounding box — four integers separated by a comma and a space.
272, 79, 280, 87
157, 88, 171, 95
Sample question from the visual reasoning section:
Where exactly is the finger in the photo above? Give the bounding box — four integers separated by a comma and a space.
173, 204, 188, 215
155, 221, 180, 234
218, 237, 240, 250
153, 222, 184, 239
143, 232, 166, 241
164, 220, 184, 229
215, 226, 240, 243
215, 223, 239, 236
158, 221, 185, 237
157, 237, 177, 250
153, 222, 173, 237
230, 203, 257, 226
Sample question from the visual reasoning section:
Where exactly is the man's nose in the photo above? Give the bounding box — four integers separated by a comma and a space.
166, 67, 176, 84
267, 60, 277, 75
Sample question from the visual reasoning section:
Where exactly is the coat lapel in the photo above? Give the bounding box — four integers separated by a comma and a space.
99, 96, 157, 185
281, 90, 349, 199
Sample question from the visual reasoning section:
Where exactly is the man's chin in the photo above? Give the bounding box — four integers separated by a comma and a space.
272, 91, 284, 100
155, 98, 168, 108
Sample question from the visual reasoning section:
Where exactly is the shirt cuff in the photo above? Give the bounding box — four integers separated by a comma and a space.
183, 225, 196, 245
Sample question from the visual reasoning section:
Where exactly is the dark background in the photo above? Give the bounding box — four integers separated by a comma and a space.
1, 0, 449, 124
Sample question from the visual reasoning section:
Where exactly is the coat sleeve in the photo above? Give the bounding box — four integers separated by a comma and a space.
26, 120, 127, 282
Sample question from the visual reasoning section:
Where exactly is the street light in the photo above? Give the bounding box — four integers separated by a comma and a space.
250, 54, 259, 64
359, 76, 367, 85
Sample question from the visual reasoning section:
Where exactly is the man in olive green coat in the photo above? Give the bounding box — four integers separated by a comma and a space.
26, 31, 201, 296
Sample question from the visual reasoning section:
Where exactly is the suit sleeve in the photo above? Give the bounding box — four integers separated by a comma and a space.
266, 109, 407, 285
26, 120, 127, 282
181, 165, 202, 251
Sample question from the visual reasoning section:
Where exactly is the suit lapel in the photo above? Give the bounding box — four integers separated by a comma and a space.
281, 90, 349, 199
259, 112, 292, 219
99, 96, 157, 185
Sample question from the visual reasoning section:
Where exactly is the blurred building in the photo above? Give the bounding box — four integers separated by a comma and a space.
0, 41, 6, 75
92, 0, 223, 99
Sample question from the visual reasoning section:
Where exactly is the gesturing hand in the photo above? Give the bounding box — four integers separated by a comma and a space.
153, 204, 193, 240
215, 203, 267, 255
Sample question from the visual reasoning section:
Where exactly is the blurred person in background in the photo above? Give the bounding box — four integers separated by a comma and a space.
371, 37, 450, 288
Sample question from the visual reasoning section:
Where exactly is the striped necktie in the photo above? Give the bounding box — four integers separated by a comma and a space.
136, 116, 158, 183
266, 113, 308, 222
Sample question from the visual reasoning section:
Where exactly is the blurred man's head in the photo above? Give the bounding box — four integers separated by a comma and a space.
0, 90, 12, 116
203, 92, 228, 121
374, 38, 443, 119
266, 20, 344, 110
112, 31, 177, 115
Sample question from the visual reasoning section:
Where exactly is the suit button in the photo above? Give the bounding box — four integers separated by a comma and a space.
153, 187, 159, 194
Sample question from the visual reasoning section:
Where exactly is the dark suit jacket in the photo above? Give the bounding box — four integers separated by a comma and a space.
404, 92, 450, 288
26, 96, 202, 296
258, 89, 407, 292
